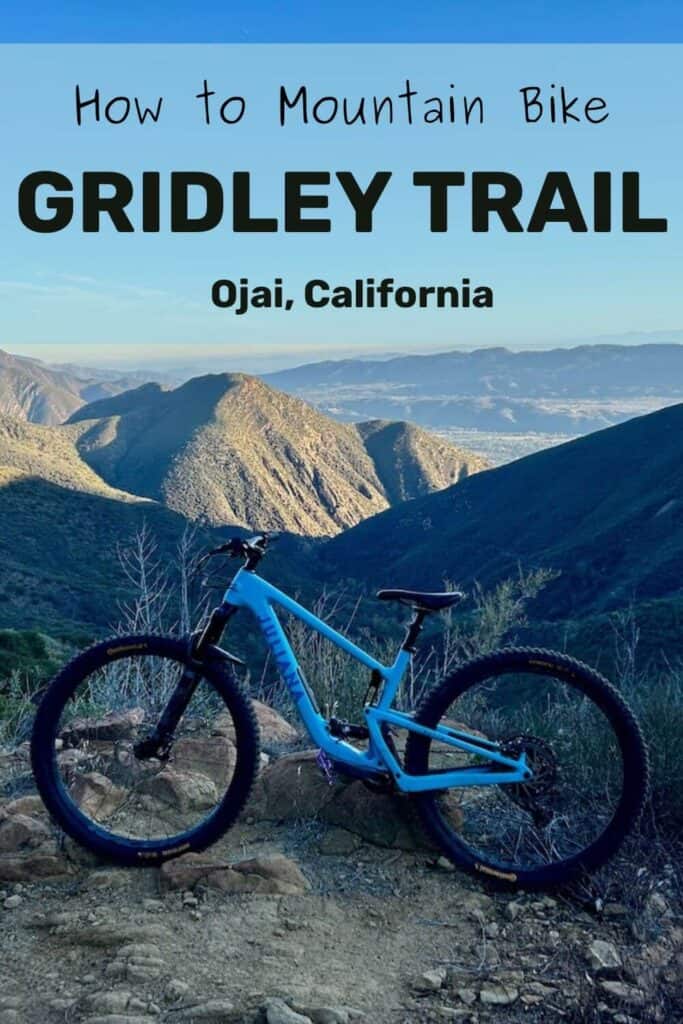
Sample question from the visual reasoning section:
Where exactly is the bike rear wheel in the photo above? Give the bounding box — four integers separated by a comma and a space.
405, 647, 649, 888
31, 635, 259, 866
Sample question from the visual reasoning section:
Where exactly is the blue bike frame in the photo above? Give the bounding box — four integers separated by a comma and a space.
223, 568, 531, 793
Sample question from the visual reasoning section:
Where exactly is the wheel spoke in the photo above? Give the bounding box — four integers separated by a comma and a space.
406, 650, 647, 883
51, 650, 239, 843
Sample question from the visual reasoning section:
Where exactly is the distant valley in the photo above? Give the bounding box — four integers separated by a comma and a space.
264, 343, 683, 462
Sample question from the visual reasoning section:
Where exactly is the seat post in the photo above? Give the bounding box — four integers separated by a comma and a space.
402, 607, 427, 653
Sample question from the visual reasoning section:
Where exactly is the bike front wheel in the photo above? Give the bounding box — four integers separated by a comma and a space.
31, 634, 259, 866
404, 647, 649, 888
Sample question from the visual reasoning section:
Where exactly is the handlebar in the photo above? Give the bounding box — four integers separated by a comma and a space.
201, 532, 272, 572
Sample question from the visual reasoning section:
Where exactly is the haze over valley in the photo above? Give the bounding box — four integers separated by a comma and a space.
3, 342, 680, 466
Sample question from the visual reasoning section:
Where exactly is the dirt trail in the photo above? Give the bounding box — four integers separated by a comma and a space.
1, 812, 681, 1024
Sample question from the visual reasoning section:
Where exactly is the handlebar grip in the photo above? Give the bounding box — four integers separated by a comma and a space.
206, 532, 273, 563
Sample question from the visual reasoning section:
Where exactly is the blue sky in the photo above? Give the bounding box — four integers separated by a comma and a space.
1, 3, 683, 43
1, 41, 681, 369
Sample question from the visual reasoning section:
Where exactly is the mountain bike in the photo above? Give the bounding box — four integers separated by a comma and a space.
31, 533, 649, 889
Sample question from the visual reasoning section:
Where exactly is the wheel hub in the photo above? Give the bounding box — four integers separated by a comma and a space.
501, 734, 559, 825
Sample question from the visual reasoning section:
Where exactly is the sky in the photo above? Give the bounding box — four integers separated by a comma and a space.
2, 2, 683, 43
0, 11, 681, 369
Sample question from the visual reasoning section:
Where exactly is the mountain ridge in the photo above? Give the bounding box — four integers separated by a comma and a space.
0, 349, 155, 426
264, 343, 683, 396
263, 343, 683, 436
66, 372, 488, 536
322, 402, 683, 618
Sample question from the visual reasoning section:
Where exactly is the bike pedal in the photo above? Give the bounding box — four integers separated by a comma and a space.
315, 749, 338, 786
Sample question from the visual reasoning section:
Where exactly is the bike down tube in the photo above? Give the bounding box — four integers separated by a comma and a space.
223, 570, 392, 769
226, 570, 388, 673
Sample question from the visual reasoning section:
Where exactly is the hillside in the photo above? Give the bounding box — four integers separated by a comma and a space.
68, 374, 487, 536
0, 349, 150, 426
264, 344, 683, 434
0, 414, 145, 502
323, 403, 683, 618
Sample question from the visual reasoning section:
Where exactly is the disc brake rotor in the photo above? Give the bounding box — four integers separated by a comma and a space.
501, 734, 559, 826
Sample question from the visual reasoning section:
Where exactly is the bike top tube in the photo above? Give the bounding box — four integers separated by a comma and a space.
224, 567, 393, 676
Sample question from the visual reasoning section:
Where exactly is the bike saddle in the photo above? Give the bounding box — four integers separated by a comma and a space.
376, 589, 464, 612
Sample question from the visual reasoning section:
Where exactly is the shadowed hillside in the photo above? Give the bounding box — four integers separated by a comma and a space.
0, 415, 145, 502
68, 373, 487, 536
323, 403, 683, 618
0, 472, 314, 635
355, 419, 479, 504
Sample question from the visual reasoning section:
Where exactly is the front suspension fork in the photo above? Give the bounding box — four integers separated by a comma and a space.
134, 603, 237, 761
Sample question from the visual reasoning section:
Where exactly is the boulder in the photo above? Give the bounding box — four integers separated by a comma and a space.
587, 939, 622, 975
0, 795, 47, 818
70, 772, 127, 820
479, 981, 519, 1006
0, 847, 72, 882
57, 748, 90, 771
248, 750, 436, 849
0, 803, 73, 881
62, 708, 145, 744
42, 918, 169, 948
214, 700, 299, 748
414, 968, 447, 992
171, 735, 234, 788
248, 751, 333, 821
0, 813, 51, 853
262, 999, 313, 1024
598, 981, 646, 1007
138, 766, 218, 814
319, 827, 360, 855
160, 851, 309, 896
105, 942, 166, 983
232, 853, 309, 892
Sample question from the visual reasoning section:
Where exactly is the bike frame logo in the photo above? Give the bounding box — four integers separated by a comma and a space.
256, 612, 307, 702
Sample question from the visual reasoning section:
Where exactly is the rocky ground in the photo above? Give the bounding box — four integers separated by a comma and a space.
0, 705, 681, 1024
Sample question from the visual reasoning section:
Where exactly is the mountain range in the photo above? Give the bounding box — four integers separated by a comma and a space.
66, 373, 486, 536
265, 343, 683, 397
0, 366, 491, 629
264, 344, 683, 434
4, 344, 682, 438
0, 345, 681, 657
